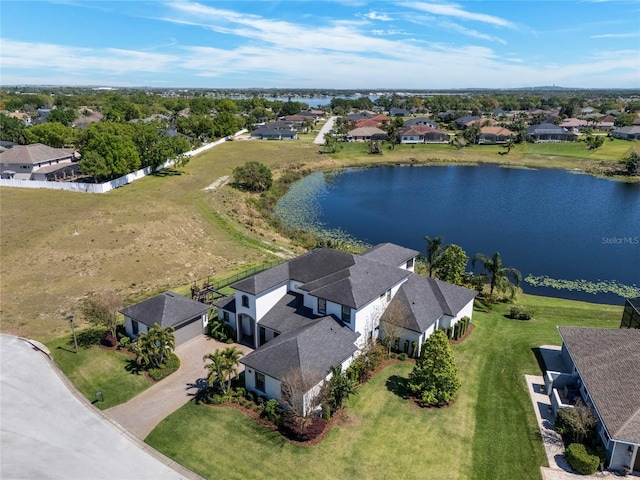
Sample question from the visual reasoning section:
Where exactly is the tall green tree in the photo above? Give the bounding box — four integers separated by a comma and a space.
621, 151, 640, 175
80, 132, 140, 180
26, 122, 76, 147
434, 244, 468, 285
233, 161, 273, 192
424, 235, 444, 277
46, 107, 78, 126
408, 329, 461, 406
134, 324, 176, 369
0, 113, 27, 143
472, 251, 522, 298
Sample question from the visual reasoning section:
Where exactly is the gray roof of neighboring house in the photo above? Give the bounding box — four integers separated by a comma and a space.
455, 115, 480, 126
0, 143, 75, 165
404, 117, 437, 127
119, 291, 210, 328
613, 125, 640, 135
240, 316, 359, 381
258, 292, 319, 334
360, 243, 419, 268
527, 123, 574, 135
250, 126, 296, 138
558, 327, 640, 444
381, 275, 477, 333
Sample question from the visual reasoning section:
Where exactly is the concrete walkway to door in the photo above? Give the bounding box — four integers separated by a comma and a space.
107, 336, 252, 439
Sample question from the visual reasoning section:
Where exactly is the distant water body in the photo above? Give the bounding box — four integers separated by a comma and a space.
275, 165, 640, 305
265, 96, 379, 109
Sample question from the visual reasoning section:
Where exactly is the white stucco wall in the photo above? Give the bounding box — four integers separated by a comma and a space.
244, 367, 281, 401
255, 282, 288, 322
123, 316, 149, 339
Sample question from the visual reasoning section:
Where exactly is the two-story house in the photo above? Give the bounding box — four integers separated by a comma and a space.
215, 243, 477, 412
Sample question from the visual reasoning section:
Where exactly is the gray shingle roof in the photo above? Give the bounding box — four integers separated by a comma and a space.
215, 295, 236, 313
240, 316, 359, 381
381, 275, 477, 333
360, 243, 418, 267
558, 327, 640, 444
258, 292, 318, 334
300, 255, 411, 309
119, 291, 210, 328
0, 143, 75, 165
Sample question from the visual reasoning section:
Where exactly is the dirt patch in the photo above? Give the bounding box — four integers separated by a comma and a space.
203, 175, 229, 191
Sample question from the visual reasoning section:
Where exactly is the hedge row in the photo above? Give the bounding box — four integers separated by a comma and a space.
566, 443, 600, 475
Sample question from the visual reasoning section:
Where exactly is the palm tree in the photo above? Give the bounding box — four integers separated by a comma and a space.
221, 346, 242, 392
424, 235, 444, 277
327, 365, 358, 413
203, 346, 243, 393
472, 252, 522, 298
134, 324, 175, 368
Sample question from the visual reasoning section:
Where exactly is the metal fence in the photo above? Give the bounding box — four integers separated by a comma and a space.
204, 259, 286, 290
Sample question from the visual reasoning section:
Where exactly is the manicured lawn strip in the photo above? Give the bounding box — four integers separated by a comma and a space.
46, 332, 152, 409
146, 295, 621, 480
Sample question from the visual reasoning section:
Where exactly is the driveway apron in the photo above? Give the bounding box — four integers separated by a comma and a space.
106, 336, 252, 440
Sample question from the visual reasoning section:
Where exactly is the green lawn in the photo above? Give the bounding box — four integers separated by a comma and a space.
146, 294, 622, 480
46, 330, 153, 409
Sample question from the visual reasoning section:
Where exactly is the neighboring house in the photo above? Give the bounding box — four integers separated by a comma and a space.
356, 118, 385, 128
404, 117, 437, 128
476, 126, 515, 144
398, 126, 449, 144
7, 111, 31, 125
612, 126, 640, 140
389, 107, 411, 117
550, 327, 640, 474
346, 127, 388, 142
0, 143, 77, 180
620, 297, 640, 329
216, 243, 477, 411
120, 291, 210, 346
527, 123, 577, 142
455, 115, 480, 128
250, 126, 297, 140
559, 118, 589, 131
346, 111, 375, 122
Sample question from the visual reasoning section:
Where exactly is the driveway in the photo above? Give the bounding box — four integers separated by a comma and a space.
0, 334, 195, 480
106, 335, 252, 439
314, 116, 337, 145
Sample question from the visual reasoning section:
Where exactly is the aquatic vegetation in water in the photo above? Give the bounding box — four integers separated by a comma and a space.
525, 275, 639, 298
274, 171, 368, 251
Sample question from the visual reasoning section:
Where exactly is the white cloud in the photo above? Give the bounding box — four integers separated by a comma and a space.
440, 21, 507, 44
590, 33, 639, 38
399, 1, 516, 29
364, 11, 393, 21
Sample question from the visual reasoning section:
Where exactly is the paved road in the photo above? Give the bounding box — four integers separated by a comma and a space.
313, 116, 337, 145
0, 334, 195, 480
107, 335, 252, 439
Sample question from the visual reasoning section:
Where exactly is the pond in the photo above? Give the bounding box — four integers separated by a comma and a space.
275, 165, 640, 305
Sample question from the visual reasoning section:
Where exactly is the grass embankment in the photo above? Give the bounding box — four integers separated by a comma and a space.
146, 294, 622, 480
1, 131, 633, 340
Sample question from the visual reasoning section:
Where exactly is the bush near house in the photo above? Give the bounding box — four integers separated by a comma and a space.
566, 443, 600, 475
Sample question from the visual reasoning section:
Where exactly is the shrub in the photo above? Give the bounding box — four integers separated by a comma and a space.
566, 443, 600, 475
101, 331, 118, 347
398, 353, 408, 361
148, 353, 180, 381
235, 387, 245, 398
555, 404, 597, 444
117, 336, 130, 349
263, 399, 281, 423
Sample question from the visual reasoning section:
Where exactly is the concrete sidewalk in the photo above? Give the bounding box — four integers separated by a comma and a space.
0, 334, 197, 480
314, 116, 337, 145
107, 335, 251, 439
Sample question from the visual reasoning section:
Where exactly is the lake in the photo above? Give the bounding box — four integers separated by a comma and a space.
275, 165, 640, 305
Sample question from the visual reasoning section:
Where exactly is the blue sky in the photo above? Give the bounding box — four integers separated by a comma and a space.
1, 1, 639, 89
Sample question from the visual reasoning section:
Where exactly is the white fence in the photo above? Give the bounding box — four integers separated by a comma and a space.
0, 130, 247, 194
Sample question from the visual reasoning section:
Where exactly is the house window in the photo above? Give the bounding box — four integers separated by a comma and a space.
255, 372, 265, 392
259, 326, 266, 345
223, 311, 230, 323
406, 258, 414, 269
341, 305, 351, 324
318, 298, 326, 315
241, 295, 249, 308
132, 320, 139, 335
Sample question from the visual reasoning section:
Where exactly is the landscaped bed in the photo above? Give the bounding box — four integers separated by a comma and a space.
145, 294, 622, 480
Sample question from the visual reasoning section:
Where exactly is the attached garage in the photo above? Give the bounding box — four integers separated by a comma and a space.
120, 291, 210, 347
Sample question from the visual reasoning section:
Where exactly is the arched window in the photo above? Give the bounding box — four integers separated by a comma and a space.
242, 295, 249, 308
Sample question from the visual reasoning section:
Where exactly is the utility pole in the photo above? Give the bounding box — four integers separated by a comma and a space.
68, 315, 78, 353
